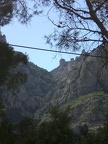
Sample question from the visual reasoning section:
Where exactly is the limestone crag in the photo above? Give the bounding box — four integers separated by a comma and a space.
49, 47, 108, 106
37, 46, 108, 130
51, 49, 87, 80
0, 35, 108, 130
1, 62, 55, 122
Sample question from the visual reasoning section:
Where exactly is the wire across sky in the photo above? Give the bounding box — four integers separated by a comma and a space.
9, 43, 108, 59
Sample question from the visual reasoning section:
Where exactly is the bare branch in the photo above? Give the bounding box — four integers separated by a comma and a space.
85, 0, 108, 39
54, 0, 91, 20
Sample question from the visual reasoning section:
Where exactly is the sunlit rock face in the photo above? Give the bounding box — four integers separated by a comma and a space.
60, 59, 67, 67
51, 46, 108, 105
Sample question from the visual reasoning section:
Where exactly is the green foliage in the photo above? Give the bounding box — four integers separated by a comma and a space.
14, 117, 37, 144
0, 106, 108, 144
79, 124, 96, 144
0, 119, 16, 144
6, 72, 27, 92
95, 117, 108, 144
37, 106, 75, 144
0, 0, 13, 26
61, 91, 108, 130
49, 106, 71, 125
0, 0, 42, 26
0, 42, 14, 84
0, 42, 28, 91
63, 91, 108, 108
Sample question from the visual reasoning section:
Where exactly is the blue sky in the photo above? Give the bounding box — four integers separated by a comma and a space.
1, 12, 76, 71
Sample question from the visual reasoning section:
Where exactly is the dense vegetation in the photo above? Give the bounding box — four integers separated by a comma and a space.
0, 42, 28, 92
0, 105, 108, 144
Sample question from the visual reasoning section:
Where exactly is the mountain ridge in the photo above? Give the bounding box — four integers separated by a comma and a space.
34, 45, 108, 129
0, 34, 108, 129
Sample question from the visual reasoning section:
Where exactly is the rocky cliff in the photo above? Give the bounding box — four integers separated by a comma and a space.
46, 47, 108, 106
35, 46, 108, 129
0, 41, 108, 129
0, 62, 55, 122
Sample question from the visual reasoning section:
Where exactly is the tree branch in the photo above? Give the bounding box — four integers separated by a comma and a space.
86, 0, 108, 39
54, 0, 91, 20
94, 1, 106, 12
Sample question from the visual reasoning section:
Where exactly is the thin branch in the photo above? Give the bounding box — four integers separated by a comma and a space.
69, 38, 103, 43
86, 0, 108, 39
64, 2, 89, 14
94, 0, 106, 12
54, 0, 91, 20
66, 26, 102, 35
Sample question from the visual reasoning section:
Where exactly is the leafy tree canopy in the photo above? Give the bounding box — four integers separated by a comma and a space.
1, 0, 108, 51
0, 42, 28, 91
37, 106, 75, 144
42, 0, 108, 51
0, 0, 42, 26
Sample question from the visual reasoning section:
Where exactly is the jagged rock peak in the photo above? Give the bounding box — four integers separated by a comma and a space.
60, 59, 67, 67
71, 58, 74, 62
81, 49, 86, 54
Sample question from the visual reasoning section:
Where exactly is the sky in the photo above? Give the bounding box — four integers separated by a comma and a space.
1, 9, 76, 72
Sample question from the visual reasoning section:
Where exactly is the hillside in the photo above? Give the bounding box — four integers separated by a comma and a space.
0, 61, 55, 123
63, 91, 108, 130
0, 42, 108, 130
34, 46, 108, 130
37, 91, 108, 130
45, 47, 108, 106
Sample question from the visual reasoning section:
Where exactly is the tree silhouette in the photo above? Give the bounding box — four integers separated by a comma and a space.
43, 0, 108, 51
1, 0, 108, 50
0, 42, 28, 91
37, 106, 76, 144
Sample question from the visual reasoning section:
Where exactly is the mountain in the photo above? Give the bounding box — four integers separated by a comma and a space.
0, 61, 55, 123
62, 91, 108, 131
44, 47, 108, 106
34, 46, 108, 130
0, 36, 108, 130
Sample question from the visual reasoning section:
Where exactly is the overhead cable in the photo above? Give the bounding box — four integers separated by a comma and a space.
9, 43, 108, 59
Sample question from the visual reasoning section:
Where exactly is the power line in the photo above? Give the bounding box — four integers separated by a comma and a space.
9, 43, 108, 59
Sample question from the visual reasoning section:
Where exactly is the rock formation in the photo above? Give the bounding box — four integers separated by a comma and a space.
0, 62, 55, 122
0, 39, 108, 130
39, 46, 108, 129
